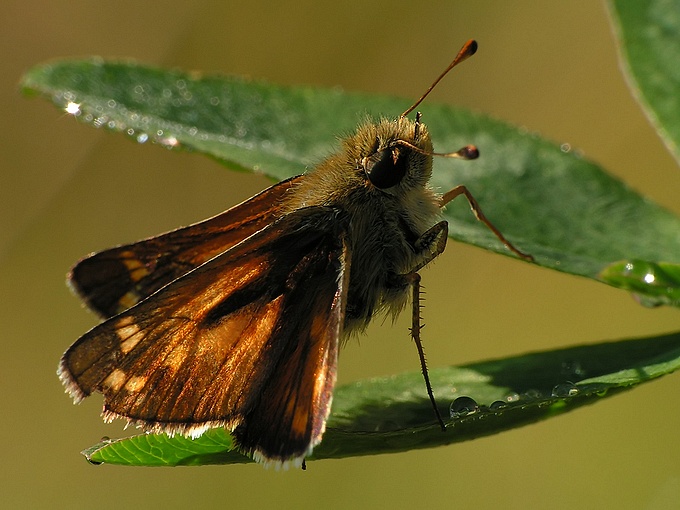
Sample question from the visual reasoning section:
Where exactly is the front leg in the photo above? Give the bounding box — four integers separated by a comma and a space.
409, 220, 449, 274
441, 185, 533, 261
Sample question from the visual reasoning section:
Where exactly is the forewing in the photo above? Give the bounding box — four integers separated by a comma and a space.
69, 175, 303, 318
59, 205, 350, 465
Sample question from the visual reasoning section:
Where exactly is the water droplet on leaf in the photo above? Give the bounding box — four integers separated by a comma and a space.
449, 396, 479, 418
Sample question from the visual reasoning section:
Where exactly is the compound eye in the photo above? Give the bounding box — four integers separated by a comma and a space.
364, 147, 407, 189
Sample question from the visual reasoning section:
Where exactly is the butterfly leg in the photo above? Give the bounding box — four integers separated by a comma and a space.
440, 185, 534, 261
405, 270, 447, 431
394, 220, 451, 431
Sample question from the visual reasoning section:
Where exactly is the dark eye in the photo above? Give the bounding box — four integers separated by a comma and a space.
364, 147, 407, 189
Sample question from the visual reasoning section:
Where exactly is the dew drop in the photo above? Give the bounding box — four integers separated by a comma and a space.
489, 400, 508, 410
93, 116, 107, 128
560, 143, 571, 153
127, 128, 135, 136
449, 396, 479, 418
157, 134, 179, 148
137, 133, 149, 144
551, 382, 579, 398
504, 392, 520, 403
107, 99, 117, 108
64, 102, 81, 116
521, 389, 543, 401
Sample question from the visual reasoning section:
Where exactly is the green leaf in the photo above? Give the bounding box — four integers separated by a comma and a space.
608, 0, 680, 164
82, 330, 680, 466
20, 59, 680, 305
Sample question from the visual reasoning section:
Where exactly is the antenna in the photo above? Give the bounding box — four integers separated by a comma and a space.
394, 139, 479, 160
400, 39, 478, 119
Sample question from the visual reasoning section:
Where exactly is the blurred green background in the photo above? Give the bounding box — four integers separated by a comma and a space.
2, 1, 680, 508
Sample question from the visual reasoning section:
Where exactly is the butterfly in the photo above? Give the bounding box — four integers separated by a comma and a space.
58, 39, 533, 468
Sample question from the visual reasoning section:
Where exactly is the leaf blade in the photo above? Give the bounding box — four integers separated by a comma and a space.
82, 331, 680, 466
609, 0, 680, 164
21, 58, 680, 305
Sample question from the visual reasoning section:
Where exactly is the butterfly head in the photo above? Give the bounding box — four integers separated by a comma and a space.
353, 115, 434, 193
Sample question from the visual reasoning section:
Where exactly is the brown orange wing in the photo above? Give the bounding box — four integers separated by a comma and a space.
69, 175, 303, 319
59, 205, 350, 466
